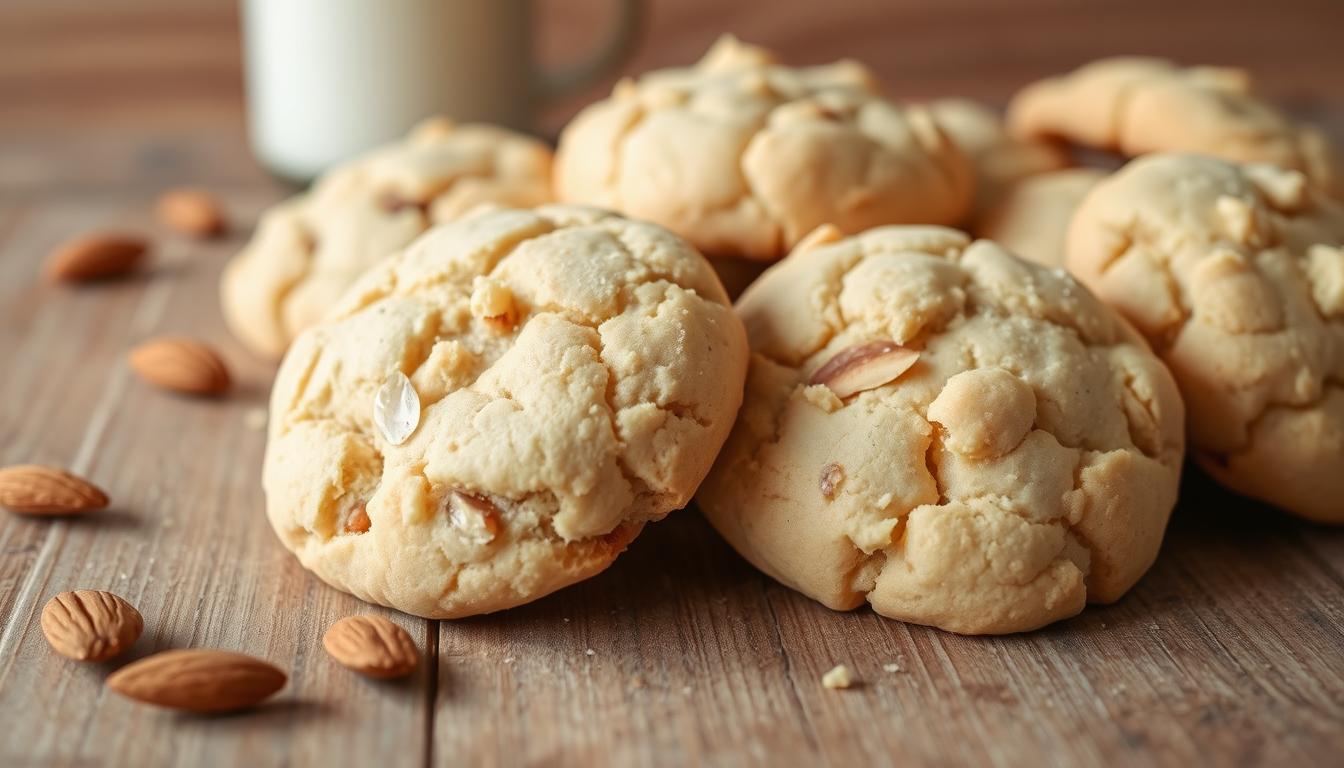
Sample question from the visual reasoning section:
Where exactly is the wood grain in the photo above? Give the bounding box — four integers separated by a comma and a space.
1, 1, 1342, 766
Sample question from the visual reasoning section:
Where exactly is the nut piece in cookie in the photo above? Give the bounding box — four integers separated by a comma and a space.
697, 225, 1185, 634
555, 35, 973, 264
1066, 153, 1344, 522
222, 118, 555, 359
264, 205, 749, 617
1008, 57, 1339, 195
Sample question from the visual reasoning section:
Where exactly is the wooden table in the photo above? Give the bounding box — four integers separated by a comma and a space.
2, 1, 1343, 765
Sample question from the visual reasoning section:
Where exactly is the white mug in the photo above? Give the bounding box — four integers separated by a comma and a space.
242, 0, 641, 182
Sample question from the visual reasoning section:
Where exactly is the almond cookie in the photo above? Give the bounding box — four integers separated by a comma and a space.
1067, 153, 1344, 523
222, 118, 553, 359
978, 168, 1108, 268
697, 225, 1184, 634
1008, 57, 1338, 195
264, 206, 748, 617
555, 36, 973, 263
927, 99, 1070, 220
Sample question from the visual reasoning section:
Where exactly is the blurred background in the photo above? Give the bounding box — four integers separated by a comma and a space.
2, 0, 1342, 195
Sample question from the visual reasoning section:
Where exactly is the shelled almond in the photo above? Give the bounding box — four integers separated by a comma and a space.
128, 336, 231, 396
106, 649, 287, 713
45, 233, 148, 282
0, 465, 108, 515
40, 590, 143, 661
156, 188, 228, 238
323, 615, 419, 679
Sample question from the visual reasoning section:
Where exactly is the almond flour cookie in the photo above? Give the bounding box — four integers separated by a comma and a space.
697, 225, 1185, 635
222, 119, 554, 359
264, 206, 748, 617
1067, 154, 1344, 523
554, 36, 973, 263
927, 99, 1070, 220
978, 168, 1108, 269
1008, 58, 1339, 195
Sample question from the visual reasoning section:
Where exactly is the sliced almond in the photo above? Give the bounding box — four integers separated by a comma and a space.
41, 590, 143, 661
106, 649, 287, 713
808, 341, 919, 399
447, 491, 500, 544
343, 501, 371, 534
323, 615, 419, 679
46, 233, 148, 282
128, 336, 231, 396
156, 188, 228, 238
0, 464, 108, 515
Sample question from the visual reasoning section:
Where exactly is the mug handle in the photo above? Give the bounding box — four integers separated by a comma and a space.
536, 0, 643, 102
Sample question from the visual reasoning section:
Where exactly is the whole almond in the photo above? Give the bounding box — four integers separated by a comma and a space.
157, 188, 227, 238
128, 337, 231, 396
0, 465, 108, 515
41, 590, 143, 661
809, 341, 919, 399
106, 649, 287, 713
323, 615, 419, 679
46, 233, 148, 282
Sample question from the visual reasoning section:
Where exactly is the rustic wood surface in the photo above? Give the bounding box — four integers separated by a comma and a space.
1, 1, 1343, 766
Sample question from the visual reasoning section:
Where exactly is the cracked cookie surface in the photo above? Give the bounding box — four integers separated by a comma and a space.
696, 225, 1184, 634
1008, 57, 1339, 195
554, 36, 973, 262
1067, 153, 1344, 522
222, 118, 554, 359
264, 205, 748, 617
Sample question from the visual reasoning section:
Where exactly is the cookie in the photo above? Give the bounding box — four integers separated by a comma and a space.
1066, 153, 1344, 522
697, 225, 1184, 634
263, 206, 749, 617
554, 35, 973, 263
222, 118, 554, 359
1008, 57, 1339, 194
978, 168, 1108, 268
927, 99, 1070, 219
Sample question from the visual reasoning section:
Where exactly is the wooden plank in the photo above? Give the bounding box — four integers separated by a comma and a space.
0, 195, 432, 767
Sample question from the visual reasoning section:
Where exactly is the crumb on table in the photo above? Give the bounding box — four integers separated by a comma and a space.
822, 664, 854, 689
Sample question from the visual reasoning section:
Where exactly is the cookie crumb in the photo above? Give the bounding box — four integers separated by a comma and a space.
503, 656, 515, 665
801, 383, 843, 413
819, 462, 844, 499
585, 648, 596, 657
822, 664, 854, 689
882, 662, 902, 673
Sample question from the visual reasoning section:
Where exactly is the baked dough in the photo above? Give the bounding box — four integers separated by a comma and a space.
1008, 57, 1338, 195
222, 118, 554, 359
978, 168, 1108, 268
927, 99, 1069, 220
264, 205, 748, 617
697, 225, 1184, 634
555, 36, 973, 262
1066, 153, 1344, 522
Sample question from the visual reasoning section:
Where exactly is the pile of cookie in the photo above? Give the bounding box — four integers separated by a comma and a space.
222, 37, 1344, 635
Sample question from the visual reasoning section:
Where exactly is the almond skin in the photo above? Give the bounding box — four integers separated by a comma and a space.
809, 341, 919, 399
46, 233, 148, 282
323, 615, 419, 679
128, 337, 231, 396
41, 590, 143, 661
0, 465, 108, 515
157, 188, 227, 238
106, 649, 287, 713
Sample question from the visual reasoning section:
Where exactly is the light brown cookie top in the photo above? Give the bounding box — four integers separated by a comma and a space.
222, 118, 554, 359
1008, 57, 1339, 195
978, 168, 1108, 269
927, 99, 1070, 218
264, 205, 748, 617
697, 225, 1185, 634
554, 35, 974, 262
1067, 153, 1344, 522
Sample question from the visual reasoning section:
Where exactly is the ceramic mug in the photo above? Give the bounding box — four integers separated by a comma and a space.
241, 0, 641, 181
